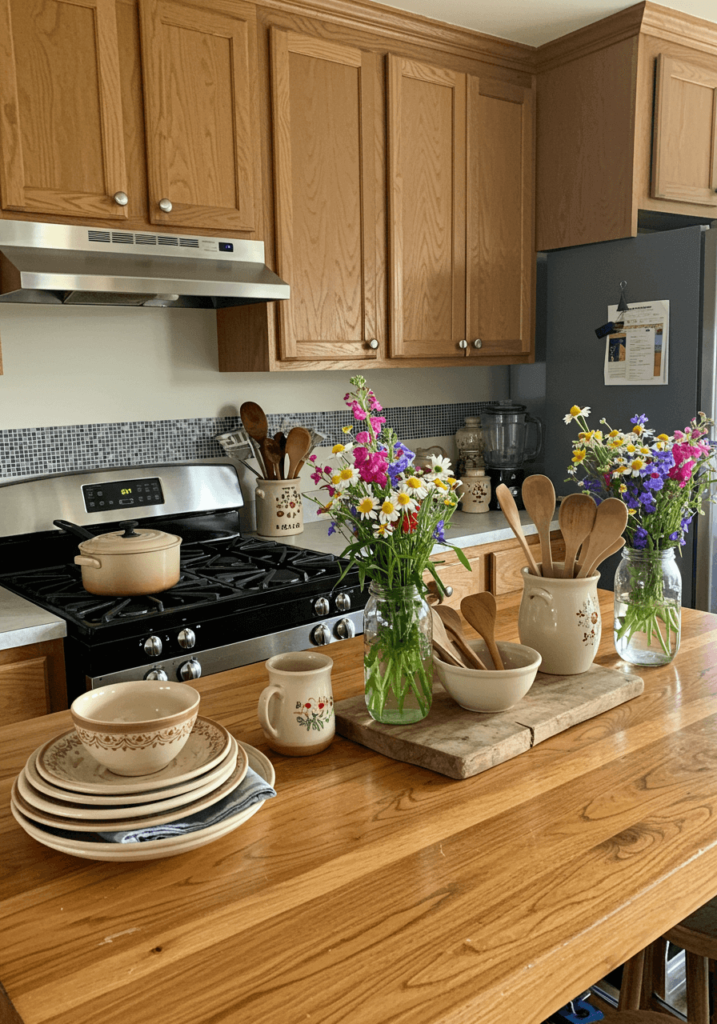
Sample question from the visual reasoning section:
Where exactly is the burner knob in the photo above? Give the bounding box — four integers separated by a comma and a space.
313, 597, 330, 617
178, 658, 202, 681
334, 617, 356, 640
311, 623, 332, 646
144, 635, 163, 657
335, 592, 352, 612
143, 668, 168, 681
178, 628, 196, 650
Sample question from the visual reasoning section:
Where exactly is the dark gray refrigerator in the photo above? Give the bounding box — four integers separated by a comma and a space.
542, 223, 717, 610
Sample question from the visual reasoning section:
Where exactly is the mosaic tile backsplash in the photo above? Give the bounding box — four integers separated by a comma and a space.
0, 402, 496, 480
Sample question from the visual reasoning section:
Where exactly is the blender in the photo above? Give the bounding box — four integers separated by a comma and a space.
481, 401, 543, 510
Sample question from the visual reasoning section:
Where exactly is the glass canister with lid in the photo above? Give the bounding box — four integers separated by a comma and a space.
454, 416, 484, 477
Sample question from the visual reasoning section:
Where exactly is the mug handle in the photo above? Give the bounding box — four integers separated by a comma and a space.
530, 588, 552, 606
257, 685, 282, 739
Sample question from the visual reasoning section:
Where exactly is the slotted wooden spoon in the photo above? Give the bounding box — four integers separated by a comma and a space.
576, 498, 629, 578
521, 475, 556, 578
495, 484, 541, 577
559, 493, 597, 579
263, 437, 284, 480
434, 605, 488, 671
460, 592, 505, 670
285, 426, 312, 479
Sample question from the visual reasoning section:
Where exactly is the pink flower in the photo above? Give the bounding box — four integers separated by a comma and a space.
370, 417, 386, 434
354, 446, 388, 487
310, 469, 323, 484
369, 400, 383, 412
308, 454, 317, 462
355, 431, 370, 444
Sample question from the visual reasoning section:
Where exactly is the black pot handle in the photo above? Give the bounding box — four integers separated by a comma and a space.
53, 519, 94, 541
119, 521, 140, 538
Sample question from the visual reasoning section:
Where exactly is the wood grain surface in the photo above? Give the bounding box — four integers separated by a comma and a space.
3, 592, 717, 1024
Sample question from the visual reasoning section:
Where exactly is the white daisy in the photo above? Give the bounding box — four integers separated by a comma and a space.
334, 466, 360, 490
395, 487, 418, 513
378, 496, 401, 524
372, 521, 395, 537
563, 405, 591, 425
429, 454, 452, 477
356, 495, 379, 520
331, 443, 354, 457
403, 475, 429, 499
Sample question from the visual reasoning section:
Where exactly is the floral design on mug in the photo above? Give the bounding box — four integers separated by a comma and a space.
576, 601, 601, 647
276, 486, 302, 521
295, 696, 334, 732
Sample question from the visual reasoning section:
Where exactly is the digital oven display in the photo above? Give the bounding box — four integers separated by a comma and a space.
82, 478, 165, 513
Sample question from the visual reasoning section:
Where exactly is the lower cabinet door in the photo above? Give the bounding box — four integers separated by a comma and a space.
0, 639, 67, 724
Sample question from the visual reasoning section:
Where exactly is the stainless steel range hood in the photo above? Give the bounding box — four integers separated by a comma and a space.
0, 220, 290, 308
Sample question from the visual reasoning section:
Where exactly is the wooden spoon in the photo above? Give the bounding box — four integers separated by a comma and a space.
582, 535, 626, 579
521, 475, 556, 578
431, 609, 473, 668
262, 437, 283, 481
559, 493, 597, 579
431, 638, 463, 667
495, 484, 541, 577
240, 402, 269, 477
460, 592, 505, 671
285, 426, 312, 479
274, 431, 286, 479
434, 605, 489, 671
576, 497, 628, 578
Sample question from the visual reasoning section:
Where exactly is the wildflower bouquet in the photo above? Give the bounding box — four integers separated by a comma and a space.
564, 404, 716, 662
308, 376, 469, 723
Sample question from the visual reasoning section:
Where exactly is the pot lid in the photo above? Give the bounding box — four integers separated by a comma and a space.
78, 521, 181, 555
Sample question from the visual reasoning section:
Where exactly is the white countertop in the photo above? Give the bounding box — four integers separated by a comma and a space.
0, 587, 67, 651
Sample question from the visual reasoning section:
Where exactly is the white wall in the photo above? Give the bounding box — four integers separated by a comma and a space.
0, 305, 509, 428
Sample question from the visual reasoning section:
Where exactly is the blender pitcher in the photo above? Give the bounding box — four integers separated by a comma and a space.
481, 402, 543, 509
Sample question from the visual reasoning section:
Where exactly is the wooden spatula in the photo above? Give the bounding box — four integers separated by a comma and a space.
460, 592, 505, 670
559, 493, 597, 579
431, 609, 473, 668
495, 484, 541, 577
582, 535, 626, 579
285, 426, 312, 479
434, 605, 488, 671
576, 498, 628, 578
521, 475, 556, 578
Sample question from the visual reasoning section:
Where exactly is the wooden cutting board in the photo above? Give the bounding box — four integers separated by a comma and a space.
334, 663, 644, 780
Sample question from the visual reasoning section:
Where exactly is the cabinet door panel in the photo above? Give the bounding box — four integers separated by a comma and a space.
388, 55, 466, 360
140, 0, 260, 232
467, 78, 534, 360
653, 54, 717, 207
0, 0, 127, 219
271, 30, 380, 361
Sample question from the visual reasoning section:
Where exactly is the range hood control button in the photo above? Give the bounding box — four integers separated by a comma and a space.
334, 617, 355, 640
335, 592, 351, 612
178, 628, 196, 650
144, 635, 163, 657
178, 658, 202, 681
312, 623, 332, 646
144, 668, 168, 681
313, 597, 330, 617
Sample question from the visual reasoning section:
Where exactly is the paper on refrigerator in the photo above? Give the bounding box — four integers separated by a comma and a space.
604, 299, 669, 386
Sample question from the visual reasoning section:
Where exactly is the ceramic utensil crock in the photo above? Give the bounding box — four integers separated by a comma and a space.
255, 480, 304, 537
67, 520, 181, 596
258, 652, 334, 755
459, 467, 491, 513
518, 563, 601, 674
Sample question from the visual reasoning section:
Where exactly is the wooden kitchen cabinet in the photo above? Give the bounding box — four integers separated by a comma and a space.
0, 638, 67, 724
0, 0, 129, 220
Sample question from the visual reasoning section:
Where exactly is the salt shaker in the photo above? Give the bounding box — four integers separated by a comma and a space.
459, 467, 491, 513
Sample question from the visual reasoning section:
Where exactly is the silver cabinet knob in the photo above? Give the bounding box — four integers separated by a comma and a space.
472, 338, 483, 349
144, 635, 163, 657
312, 623, 332, 646
368, 339, 379, 350
113, 191, 129, 206
443, 585, 454, 597
178, 628, 196, 650
158, 198, 173, 213
178, 658, 202, 681
144, 668, 168, 681
334, 617, 356, 640
313, 597, 330, 617
458, 339, 468, 350
335, 592, 352, 612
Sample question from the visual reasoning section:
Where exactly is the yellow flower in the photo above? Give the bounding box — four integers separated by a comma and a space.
433, 477, 448, 490
396, 492, 413, 507
608, 430, 621, 438
625, 443, 636, 453
657, 433, 669, 442
342, 425, 353, 434
572, 449, 587, 464
619, 483, 627, 493
332, 443, 347, 454
564, 405, 591, 424
640, 446, 650, 455
447, 477, 457, 486
627, 508, 637, 516
632, 423, 644, 436
331, 474, 341, 486
629, 458, 646, 476
443, 498, 456, 507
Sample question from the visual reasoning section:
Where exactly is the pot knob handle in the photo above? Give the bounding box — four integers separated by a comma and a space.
178, 658, 202, 681
120, 521, 140, 537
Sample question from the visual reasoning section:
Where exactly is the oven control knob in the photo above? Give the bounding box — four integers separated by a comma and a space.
334, 617, 355, 640
143, 668, 168, 681
144, 635, 163, 657
335, 592, 352, 613
311, 623, 332, 646
178, 628, 196, 650
313, 597, 330, 617
178, 658, 202, 681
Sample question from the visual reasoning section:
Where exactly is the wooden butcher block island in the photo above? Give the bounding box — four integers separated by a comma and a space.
3, 591, 717, 1024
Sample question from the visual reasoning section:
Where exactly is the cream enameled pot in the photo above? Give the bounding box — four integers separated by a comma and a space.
56, 519, 182, 596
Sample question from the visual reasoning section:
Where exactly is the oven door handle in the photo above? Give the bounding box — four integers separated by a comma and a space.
74, 555, 102, 569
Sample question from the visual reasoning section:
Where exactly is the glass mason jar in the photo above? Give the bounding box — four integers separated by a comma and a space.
614, 547, 682, 666
363, 582, 432, 724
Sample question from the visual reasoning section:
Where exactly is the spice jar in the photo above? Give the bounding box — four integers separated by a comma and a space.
455, 417, 484, 477
459, 467, 491, 514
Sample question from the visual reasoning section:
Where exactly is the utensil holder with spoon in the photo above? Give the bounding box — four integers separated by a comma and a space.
518, 563, 601, 674
255, 479, 304, 538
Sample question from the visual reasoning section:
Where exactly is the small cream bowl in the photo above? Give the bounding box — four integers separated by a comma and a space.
433, 639, 542, 713
70, 680, 201, 776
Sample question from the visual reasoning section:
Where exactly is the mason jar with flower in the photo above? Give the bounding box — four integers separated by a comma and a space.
308, 376, 469, 724
564, 405, 716, 666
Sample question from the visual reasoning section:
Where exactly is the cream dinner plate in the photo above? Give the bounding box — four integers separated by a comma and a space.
13, 741, 249, 832
11, 743, 275, 862
17, 736, 244, 822
35, 717, 231, 795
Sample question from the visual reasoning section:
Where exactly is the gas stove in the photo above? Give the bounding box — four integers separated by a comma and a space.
0, 464, 365, 704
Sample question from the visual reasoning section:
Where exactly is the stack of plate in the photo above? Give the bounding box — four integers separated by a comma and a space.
10, 716, 275, 862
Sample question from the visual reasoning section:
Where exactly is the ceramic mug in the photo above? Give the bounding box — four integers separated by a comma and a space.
257, 651, 334, 756
255, 479, 303, 538
518, 563, 601, 675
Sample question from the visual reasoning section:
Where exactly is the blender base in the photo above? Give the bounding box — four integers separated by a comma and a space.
487, 467, 525, 510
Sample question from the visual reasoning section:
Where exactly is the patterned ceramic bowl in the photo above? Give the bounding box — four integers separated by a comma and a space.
433, 639, 541, 713
70, 681, 201, 777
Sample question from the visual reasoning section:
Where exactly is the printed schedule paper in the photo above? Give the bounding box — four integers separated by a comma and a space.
604, 299, 669, 386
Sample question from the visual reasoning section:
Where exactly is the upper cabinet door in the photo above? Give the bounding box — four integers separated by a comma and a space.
653, 54, 717, 207
0, 0, 128, 219
271, 29, 381, 362
387, 56, 467, 361
139, 0, 260, 233
466, 77, 534, 360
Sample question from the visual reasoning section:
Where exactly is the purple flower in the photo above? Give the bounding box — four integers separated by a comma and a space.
327, 522, 336, 537
631, 413, 649, 426
669, 530, 680, 541
632, 527, 648, 549
433, 520, 446, 543
388, 441, 415, 486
